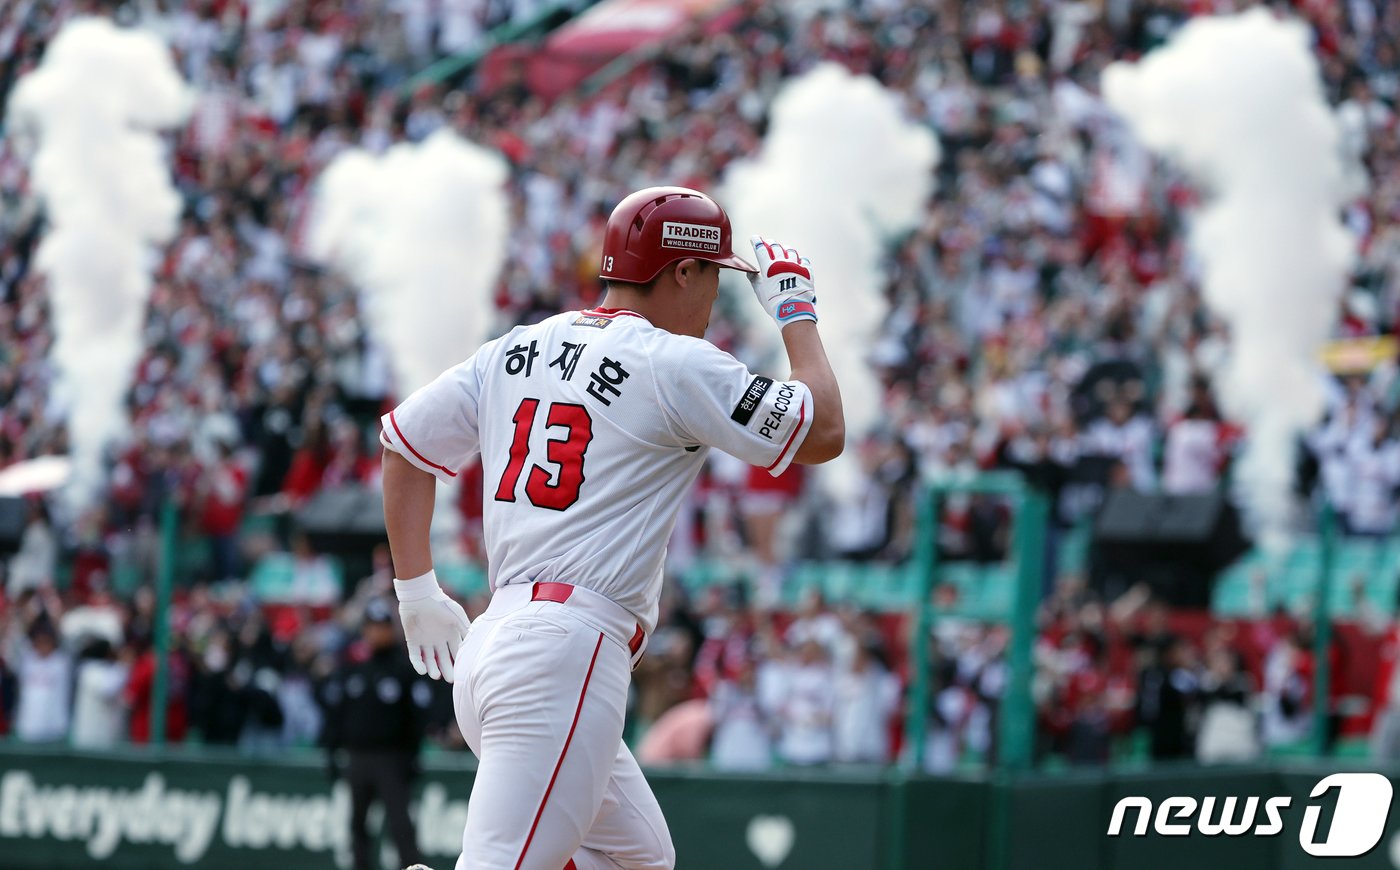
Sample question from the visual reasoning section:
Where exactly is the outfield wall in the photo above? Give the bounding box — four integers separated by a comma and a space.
0, 745, 1394, 870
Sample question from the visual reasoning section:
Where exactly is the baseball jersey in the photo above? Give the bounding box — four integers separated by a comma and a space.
380, 307, 814, 632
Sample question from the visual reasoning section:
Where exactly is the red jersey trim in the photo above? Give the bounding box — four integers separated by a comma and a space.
515, 633, 605, 870
388, 411, 458, 478
582, 308, 645, 319
766, 398, 807, 472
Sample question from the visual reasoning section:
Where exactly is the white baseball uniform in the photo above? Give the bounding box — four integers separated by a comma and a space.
380, 306, 813, 870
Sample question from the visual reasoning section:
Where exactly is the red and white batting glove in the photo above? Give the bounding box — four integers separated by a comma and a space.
394, 569, 470, 682
749, 236, 818, 328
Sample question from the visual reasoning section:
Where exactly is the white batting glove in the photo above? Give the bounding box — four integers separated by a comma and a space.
749, 236, 817, 328
393, 569, 470, 682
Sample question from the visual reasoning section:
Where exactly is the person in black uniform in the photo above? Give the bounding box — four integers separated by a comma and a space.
322, 597, 431, 870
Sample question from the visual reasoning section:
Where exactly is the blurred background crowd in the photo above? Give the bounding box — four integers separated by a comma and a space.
2, 0, 1400, 771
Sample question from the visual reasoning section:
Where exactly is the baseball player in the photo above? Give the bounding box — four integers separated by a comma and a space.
381, 186, 844, 870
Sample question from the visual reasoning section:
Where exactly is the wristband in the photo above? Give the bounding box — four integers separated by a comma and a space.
393, 569, 441, 602
776, 300, 817, 325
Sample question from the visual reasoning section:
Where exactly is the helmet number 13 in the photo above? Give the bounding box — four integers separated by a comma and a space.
493, 398, 593, 511
602, 255, 615, 272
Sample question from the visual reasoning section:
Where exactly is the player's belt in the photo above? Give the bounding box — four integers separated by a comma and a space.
531, 581, 646, 656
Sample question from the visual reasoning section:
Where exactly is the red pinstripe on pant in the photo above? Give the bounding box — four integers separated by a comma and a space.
513, 634, 605, 870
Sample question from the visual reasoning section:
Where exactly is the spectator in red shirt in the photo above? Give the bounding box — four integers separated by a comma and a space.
281, 420, 332, 507
124, 632, 189, 744
196, 442, 248, 582
319, 418, 376, 489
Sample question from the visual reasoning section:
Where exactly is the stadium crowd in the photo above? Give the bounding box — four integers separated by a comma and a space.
2, 0, 1400, 769
0, 559, 1368, 770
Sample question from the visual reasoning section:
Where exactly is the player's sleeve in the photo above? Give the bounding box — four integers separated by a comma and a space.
379, 351, 486, 484
654, 340, 814, 477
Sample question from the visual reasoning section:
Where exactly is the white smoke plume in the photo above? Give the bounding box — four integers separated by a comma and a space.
309, 130, 510, 397
1103, 9, 1355, 546
9, 18, 192, 511
721, 63, 939, 492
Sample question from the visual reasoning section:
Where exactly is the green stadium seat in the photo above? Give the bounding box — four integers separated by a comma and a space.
248, 553, 344, 603
176, 534, 211, 583
110, 560, 144, 597
1209, 538, 1400, 619
977, 564, 1016, 618
1211, 551, 1265, 616
1057, 524, 1092, 576
437, 561, 489, 596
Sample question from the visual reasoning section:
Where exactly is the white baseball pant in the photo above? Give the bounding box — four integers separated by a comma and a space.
451, 582, 674, 870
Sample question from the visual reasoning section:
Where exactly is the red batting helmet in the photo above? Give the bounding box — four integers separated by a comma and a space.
600, 186, 758, 284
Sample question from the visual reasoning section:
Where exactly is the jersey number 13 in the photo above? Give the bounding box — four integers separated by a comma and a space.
493, 398, 594, 511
